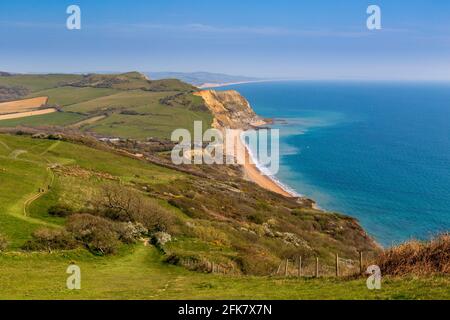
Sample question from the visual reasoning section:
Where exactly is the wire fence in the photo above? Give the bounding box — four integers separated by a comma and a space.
177, 251, 377, 277
272, 251, 379, 277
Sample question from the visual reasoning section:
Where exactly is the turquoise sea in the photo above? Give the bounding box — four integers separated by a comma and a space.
217, 81, 450, 246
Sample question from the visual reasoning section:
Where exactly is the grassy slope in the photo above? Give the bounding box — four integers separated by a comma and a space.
0, 74, 83, 92
0, 134, 182, 248
0, 245, 448, 300
0, 112, 85, 127
63, 90, 212, 139
29, 87, 119, 106
0, 134, 448, 300
0, 73, 212, 139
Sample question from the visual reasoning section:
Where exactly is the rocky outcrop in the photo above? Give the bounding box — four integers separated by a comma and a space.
194, 90, 267, 130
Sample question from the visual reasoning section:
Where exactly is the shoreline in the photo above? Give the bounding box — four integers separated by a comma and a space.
197, 79, 291, 89
232, 128, 298, 198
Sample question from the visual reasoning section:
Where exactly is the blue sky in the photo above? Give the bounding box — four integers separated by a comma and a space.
1, 0, 450, 79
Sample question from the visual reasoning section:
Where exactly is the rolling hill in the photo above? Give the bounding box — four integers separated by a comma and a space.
0, 72, 211, 139
148, 71, 262, 87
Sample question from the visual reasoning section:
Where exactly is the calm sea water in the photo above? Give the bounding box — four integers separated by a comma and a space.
217, 81, 450, 246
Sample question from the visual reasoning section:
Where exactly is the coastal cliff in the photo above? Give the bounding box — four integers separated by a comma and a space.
194, 89, 296, 197
194, 90, 267, 130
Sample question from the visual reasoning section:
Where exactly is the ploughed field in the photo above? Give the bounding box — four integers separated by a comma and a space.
0, 97, 49, 115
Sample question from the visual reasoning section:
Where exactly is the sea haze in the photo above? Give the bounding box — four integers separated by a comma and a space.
217, 81, 450, 246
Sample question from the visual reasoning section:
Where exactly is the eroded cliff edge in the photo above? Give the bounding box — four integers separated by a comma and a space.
194, 90, 268, 130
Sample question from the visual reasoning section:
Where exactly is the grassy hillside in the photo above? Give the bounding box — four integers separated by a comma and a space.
0, 132, 376, 266
0, 72, 211, 139
66, 72, 196, 92
0, 133, 181, 248
0, 244, 448, 300
0, 74, 83, 92
0, 112, 85, 128
29, 87, 119, 106
0, 132, 447, 299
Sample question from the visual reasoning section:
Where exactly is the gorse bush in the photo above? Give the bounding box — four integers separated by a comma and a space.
376, 233, 450, 275
23, 183, 177, 256
66, 214, 121, 255
23, 228, 78, 252
48, 204, 74, 217
92, 183, 174, 233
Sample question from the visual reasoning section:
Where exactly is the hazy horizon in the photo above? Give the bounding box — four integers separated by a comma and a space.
1, 0, 450, 80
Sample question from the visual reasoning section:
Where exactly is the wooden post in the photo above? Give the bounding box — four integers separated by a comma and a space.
359, 251, 364, 274
212, 262, 215, 273
335, 253, 339, 277
315, 257, 319, 278
284, 259, 289, 277
276, 261, 282, 275
298, 256, 302, 277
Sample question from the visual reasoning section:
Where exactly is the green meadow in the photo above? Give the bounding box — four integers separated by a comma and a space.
0, 73, 212, 139
0, 245, 448, 300
0, 74, 83, 92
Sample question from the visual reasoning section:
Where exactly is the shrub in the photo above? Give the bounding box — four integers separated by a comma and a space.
151, 231, 172, 249
66, 214, 120, 255
115, 222, 147, 244
376, 233, 450, 276
248, 213, 265, 225
92, 184, 142, 222
48, 204, 74, 217
23, 228, 78, 252
93, 183, 174, 233
0, 234, 8, 251
135, 202, 174, 233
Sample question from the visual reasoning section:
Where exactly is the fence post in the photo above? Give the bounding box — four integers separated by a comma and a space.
315, 257, 319, 278
284, 259, 289, 277
276, 261, 282, 275
212, 262, 215, 273
359, 251, 364, 274
298, 256, 302, 277
335, 253, 339, 277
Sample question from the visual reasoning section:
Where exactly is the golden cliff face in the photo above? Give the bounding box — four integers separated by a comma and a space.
194, 90, 267, 130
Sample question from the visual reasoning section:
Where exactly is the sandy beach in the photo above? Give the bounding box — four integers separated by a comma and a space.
230, 129, 295, 198
197, 79, 299, 89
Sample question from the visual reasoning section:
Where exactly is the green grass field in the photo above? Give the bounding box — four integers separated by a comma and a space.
0, 134, 183, 249
0, 73, 212, 139
29, 87, 119, 106
0, 244, 448, 300
0, 112, 85, 128
0, 74, 83, 92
